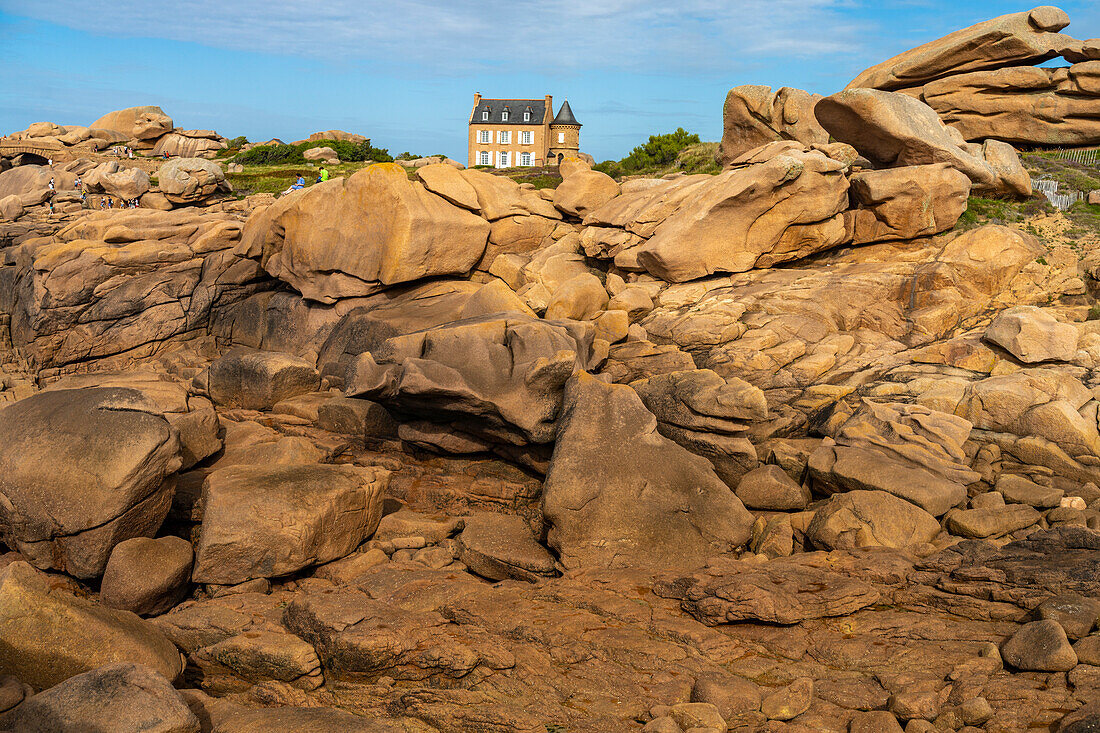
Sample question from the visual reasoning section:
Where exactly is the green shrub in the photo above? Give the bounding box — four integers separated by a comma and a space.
593, 159, 621, 178
620, 128, 701, 173
233, 139, 391, 165
233, 144, 305, 165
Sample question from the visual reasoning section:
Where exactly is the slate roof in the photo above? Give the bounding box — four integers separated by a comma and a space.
470, 99, 546, 125
552, 100, 581, 126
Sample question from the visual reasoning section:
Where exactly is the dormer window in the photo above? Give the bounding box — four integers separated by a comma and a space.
502, 110, 509, 121
482, 110, 488, 121
524, 110, 531, 122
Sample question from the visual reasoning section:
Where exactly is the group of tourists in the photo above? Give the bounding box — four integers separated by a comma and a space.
96, 196, 140, 209
278, 167, 329, 197
109, 146, 135, 159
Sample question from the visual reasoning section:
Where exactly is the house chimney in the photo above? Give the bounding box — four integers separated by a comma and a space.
545, 94, 552, 123
474, 92, 482, 106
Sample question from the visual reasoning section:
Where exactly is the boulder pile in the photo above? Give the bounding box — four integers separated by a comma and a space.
845, 6, 1100, 146
4, 105, 229, 158
3, 6, 1100, 732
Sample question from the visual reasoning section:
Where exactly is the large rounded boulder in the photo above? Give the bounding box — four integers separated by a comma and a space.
155, 157, 230, 204
0, 388, 182, 579
90, 105, 174, 141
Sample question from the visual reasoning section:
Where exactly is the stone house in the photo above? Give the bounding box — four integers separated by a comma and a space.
467, 94, 581, 168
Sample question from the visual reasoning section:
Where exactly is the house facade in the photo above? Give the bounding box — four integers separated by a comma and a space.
467, 93, 581, 168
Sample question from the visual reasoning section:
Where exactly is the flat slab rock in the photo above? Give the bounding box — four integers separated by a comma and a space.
654, 554, 881, 625
135, 546, 1098, 731
912, 527, 1100, 615
192, 463, 389, 585
457, 512, 557, 582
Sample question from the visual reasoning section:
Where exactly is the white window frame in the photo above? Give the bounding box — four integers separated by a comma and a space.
524, 110, 531, 122
499, 151, 510, 168
478, 151, 490, 166
498, 130, 511, 144
520, 152, 532, 166
557, 132, 565, 143
482, 110, 488, 121
520, 130, 533, 145
478, 130, 490, 144
501, 110, 509, 121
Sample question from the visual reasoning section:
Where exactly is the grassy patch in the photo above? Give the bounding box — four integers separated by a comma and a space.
1020, 152, 1100, 195
1065, 200, 1100, 238
226, 161, 379, 195
954, 195, 1053, 231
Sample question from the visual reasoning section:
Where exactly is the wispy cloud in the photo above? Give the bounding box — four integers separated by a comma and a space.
0, 0, 864, 75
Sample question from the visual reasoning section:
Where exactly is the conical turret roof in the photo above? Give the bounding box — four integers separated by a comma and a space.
552, 100, 580, 126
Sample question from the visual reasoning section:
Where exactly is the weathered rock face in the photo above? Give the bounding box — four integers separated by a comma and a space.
846, 6, 1077, 92
458, 168, 561, 221
346, 313, 600, 448
192, 463, 389, 585
415, 163, 480, 210
599, 148, 850, 282
984, 306, 1079, 363
717, 85, 829, 164
542, 372, 753, 569
207, 347, 320, 410
6, 209, 269, 371
845, 7, 1100, 146
90, 105, 174, 140
0, 165, 76, 200
639, 224, 1041, 406
152, 131, 227, 158
655, 554, 881, 625
0, 561, 183, 690
815, 89, 1028, 196
155, 157, 230, 204
810, 401, 977, 517
807, 490, 942, 550
311, 279, 533, 376
632, 369, 767, 486
552, 169, 620, 218
42, 370, 222, 471
921, 62, 1100, 145
0, 663, 199, 732
847, 163, 971, 244
242, 164, 491, 303
0, 388, 182, 579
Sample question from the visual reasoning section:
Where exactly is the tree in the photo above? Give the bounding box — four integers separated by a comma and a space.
619, 128, 701, 172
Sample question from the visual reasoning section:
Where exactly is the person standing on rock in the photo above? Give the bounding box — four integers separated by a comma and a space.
47, 178, 54, 191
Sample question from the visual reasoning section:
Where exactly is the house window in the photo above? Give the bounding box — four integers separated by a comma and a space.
482, 110, 488, 121
499, 131, 511, 144
557, 132, 565, 143
520, 130, 533, 145
499, 151, 510, 167
520, 152, 532, 166
478, 151, 490, 166
478, 130, 490, 144
524, 111, 531, 122
502, 110, 509, 121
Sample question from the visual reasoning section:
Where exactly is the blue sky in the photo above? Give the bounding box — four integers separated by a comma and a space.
1, 1, 1098, 162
